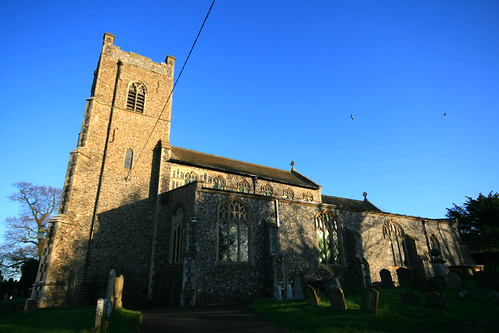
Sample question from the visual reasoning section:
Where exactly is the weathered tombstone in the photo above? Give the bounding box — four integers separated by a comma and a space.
431, 259, 447, 278
286, 282, 292, 300
360, 258, 371, 287
95, 298, 104, 330
396, 267, 411, 287
424, 291, 447, 309
304, 284, 320, 307
380, 269, 394, 288
446, 272, 462, 290
456, 288, 472, 301
328, 286, 347, 311
105, 269, 116, 316
113, 275, 124, 309
361, 288, 379, 315
273, 282, 282, 300
292, 267, 306, 300
402, 291, 421, 306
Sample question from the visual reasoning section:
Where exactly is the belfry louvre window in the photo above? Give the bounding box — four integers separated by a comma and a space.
218, 199, 251, 263
315, 211, 341, 264
124, 149, 133, 169
383, 220, 406, 266
126, 82, 146, 113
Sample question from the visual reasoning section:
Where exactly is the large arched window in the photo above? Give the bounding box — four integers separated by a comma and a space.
315, 211, 341, 264
170, 206, 184, 264
383, 220, 406, 266
217, 199, 251, 263
126, 82, 146, 113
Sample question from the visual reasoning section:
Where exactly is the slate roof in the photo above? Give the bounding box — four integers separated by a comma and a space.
321, 195, 382, 212
170, 146, 320, 189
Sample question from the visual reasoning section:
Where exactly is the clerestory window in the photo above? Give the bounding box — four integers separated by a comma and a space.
126, 82, 146, 113
184, 171, 198, 184
283, 187, 294, 199
261, 184, 273, 196
217, 199, 251, 263
237, 179, 250, 193
315, 211, 341, 264
212, 176, 226, 190
303, 191, 313, 202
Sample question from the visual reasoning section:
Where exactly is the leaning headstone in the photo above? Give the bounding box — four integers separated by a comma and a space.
424, 291, 447, 309
292, 267, 306, 300
402, 291, 421, 306
361, 288, 379, 315
328, 286, 347, 311
113, 275, 124, 309
380, 269, 394, 288
95, 298, 104, 330
396, 267, 411, 287
446, 272, 462, 290
304, 284, 320, 307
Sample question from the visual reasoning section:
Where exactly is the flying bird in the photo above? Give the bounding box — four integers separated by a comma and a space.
350, 114, 354, 120
443, 113, 447, 116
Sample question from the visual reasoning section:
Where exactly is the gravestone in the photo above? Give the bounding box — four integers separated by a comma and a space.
424, 291, 447, 309
396, 267, 411, 287
95, 298, 104, 330
105, 269, 116, 315
328, 286, 347, 311
361, 288, 379, 315
402, 291, 421, 306
380, 269, 394, 288
273, 282, 282, 300
446, 272, 462, 290
286, 282, 292, 299
360, 258, 371, 287
456, 288, 472, 301
292, 267, 306, 300
304, 285, 320, 307
113, 275, 124, 309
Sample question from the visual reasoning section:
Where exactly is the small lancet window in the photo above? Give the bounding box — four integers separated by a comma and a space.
124, 148, 133, 169
126, 82, 146, 113
283, 187, 294, 199
212, 176, 226, 190
261, 184, 273, 196
237, 180, 250, 193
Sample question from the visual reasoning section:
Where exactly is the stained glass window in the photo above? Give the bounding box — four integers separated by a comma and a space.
315, 211, 341, 264
218, 199, 251, 263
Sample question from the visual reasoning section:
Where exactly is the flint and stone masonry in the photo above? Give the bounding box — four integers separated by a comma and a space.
29, 33, 469, 308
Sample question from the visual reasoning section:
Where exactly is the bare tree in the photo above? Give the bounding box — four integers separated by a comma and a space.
1, 182, 61, 272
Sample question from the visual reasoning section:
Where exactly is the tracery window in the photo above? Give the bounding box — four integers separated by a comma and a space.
170, 206, 184, 263
218, 199, 251, 263
126, 82, 146, 113
237, 180, 250, 193
303, 191, 313, 202
283, 187, 294, 199
261, 184, 273, 196
184, 171, 198, 184
383, 220, 406, 266
124, 148, 133, 169
212, 176, 226, 190
315, 211, 341, 264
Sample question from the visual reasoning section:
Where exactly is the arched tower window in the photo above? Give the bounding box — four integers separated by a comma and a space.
217, 199, 251, 263
315, 211, 341, 264
212, 176, 226, 190
283, 187, 294, 199
170, 206, 184, 264
184, 171, 198, 184
237, 179, 250, 193
261, 184, 273, 196
124, 148, 133, 169
126, 82, 146, 113
383, 220, 406, 266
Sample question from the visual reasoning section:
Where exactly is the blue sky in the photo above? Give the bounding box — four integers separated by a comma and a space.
1, 0, 498, 239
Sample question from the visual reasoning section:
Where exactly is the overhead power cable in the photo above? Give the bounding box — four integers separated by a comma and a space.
130, 0, 216, 176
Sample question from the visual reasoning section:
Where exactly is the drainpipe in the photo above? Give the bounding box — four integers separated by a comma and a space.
84, 60, 123, 274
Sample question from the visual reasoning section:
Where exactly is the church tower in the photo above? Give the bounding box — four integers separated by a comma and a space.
30, 33, 175, 307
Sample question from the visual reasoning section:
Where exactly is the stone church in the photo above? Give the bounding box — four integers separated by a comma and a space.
30, 33, 468, 307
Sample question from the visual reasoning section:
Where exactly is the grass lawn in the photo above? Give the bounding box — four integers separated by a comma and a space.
0, 302, 142, 333
250, 280, 499, 333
